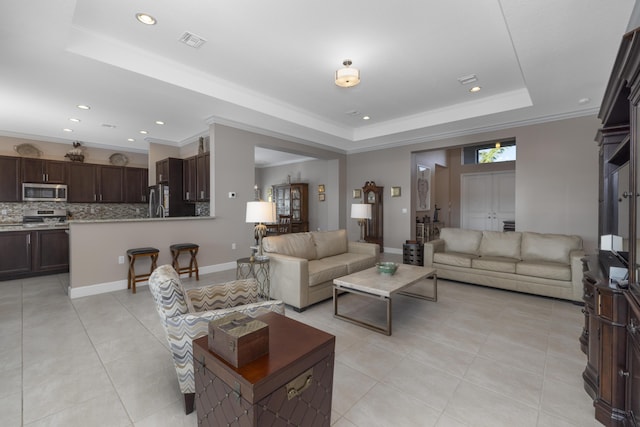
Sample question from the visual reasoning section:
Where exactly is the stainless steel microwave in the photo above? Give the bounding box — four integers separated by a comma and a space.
22, 183, 68, 202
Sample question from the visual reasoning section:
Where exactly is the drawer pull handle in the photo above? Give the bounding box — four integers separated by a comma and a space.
619, 369, 630, 378
286, 368, 313, 400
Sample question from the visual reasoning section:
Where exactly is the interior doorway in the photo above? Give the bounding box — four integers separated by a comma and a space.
461, 171, 515, 231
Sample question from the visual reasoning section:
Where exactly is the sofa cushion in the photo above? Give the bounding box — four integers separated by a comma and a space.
263, 232, 317, 260
472, 256, 517, 273
479, 231, 522, 259
521, 232, 582, 264
440, 228, 483, 255
313, 229, 348, 259
434, 251, 478, 268
308, 259, 348, 287
516, 261, 571, 281
324, 252, 377, 274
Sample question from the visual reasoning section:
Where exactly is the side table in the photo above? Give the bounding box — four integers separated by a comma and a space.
236, 257, 270, 299
193, 312, 335, 427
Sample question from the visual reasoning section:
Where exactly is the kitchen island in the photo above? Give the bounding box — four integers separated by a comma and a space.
68, 216, 243, 298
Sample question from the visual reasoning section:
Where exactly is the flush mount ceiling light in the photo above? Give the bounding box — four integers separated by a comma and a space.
136, 13, 157, 25
335, 60, 360, 88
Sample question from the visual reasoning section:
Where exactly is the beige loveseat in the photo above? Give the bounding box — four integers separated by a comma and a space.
263, 229, 380, 311
424, 228, 585, 302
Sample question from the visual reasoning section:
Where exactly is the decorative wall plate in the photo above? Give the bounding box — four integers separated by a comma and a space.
109, 153, 129, 166
14, 143, 41, 157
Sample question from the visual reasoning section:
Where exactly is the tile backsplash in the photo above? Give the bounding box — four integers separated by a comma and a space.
1, 201, 211, 223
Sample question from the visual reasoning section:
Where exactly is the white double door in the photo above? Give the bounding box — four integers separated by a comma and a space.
461, 171, 515, 231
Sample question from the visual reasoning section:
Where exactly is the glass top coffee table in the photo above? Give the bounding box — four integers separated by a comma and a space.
332, 264, 437, 335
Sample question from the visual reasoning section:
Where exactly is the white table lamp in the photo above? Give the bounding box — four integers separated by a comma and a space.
351, 203, 372, 242
246, 201, 276, 260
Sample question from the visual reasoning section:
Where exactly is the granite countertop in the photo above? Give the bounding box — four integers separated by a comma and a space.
0, 223, 70, 232
68, 216, 213, 225
0, 216, 213, 232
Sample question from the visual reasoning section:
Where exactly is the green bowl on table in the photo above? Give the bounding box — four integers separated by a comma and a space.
376, 262, 398, 275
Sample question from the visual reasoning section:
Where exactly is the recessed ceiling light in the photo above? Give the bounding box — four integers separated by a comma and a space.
469, 86, 481, 93
62, 128, 73, 132
77, 104, 90, 110
69, 118, 80, 123
139, 130, 148, 134
578, 97, 591, 105
127, 138, 135, 142
155, 120, 165, 125
136, 13, 156, 25
363, 116, 370, 120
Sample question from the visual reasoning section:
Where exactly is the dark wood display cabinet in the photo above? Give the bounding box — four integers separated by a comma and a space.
272, 183, 309, 232
583, 25, 640, 426
362, 181, 383, 251
0, 229, 69, 281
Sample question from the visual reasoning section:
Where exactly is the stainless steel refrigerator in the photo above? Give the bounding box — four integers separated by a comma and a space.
148, 183, 195, 217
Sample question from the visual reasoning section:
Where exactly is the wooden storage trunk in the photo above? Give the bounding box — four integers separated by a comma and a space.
194, 312, 335, 427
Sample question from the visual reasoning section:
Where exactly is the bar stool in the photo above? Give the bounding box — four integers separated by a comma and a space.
126, 247, 159, 294
170, 243, 199, 280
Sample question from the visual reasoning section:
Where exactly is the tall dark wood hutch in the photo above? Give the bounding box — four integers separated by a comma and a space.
582, 26, 640, 427
272, 183, 309, 233
362, 181, 383, 251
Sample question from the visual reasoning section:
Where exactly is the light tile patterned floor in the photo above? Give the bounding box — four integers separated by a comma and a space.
0, 255, 600, 426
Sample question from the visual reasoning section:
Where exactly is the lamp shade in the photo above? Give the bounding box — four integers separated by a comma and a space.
246, 201, 276, 223
351, 203, 372, 219
335, 60, 360, 88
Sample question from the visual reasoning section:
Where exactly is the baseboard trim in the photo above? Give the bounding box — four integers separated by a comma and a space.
68, 261, 237, 299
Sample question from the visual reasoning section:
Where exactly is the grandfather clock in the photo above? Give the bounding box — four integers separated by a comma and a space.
362, 181, 383, 251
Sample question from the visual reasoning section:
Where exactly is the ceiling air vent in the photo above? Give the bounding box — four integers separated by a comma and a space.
179, 31, 207, 49
457, 74, 478, 85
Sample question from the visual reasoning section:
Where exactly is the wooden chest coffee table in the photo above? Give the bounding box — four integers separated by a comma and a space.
193, 312, 335, 427
333, 264, 437, 335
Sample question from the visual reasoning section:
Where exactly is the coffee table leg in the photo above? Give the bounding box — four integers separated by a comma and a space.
333, 285, 393, 335
398, 272, 438, 302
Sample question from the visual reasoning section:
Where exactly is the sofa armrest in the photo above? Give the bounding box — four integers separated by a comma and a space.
424, 239, 444, 267
348, 241, 380, 259
570, 249, 586, 301
267, 253, 310, 309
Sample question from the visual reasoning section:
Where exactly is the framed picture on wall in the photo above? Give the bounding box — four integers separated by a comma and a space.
417, 164, 431, 210
353, 189, 362, 199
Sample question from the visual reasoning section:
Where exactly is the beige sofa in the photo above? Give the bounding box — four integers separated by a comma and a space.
424, 228, 585, 302
263, 229, 380, 311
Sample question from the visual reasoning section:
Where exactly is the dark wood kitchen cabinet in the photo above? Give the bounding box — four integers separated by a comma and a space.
68, 163, 125, 203
183, 153, 210, 202
68, 163, 96, 202
96, 165, 123, 202
0, 229, 69, 280
183, 156, 197, 202
21, 158, 68, 183
0, 155, 21, 202
33, 229, 69, 273
124, 167, 148, 203
0, 231, 31, 277
196, 152, 210, 201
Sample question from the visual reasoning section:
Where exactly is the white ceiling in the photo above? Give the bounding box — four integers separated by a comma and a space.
0, 0, 635, 162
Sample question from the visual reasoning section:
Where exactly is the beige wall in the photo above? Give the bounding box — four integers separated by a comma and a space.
347, 115, 600, 253
0, 135, 148, 167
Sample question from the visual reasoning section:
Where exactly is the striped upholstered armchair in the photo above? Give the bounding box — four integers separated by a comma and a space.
148, 264, 285, 414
